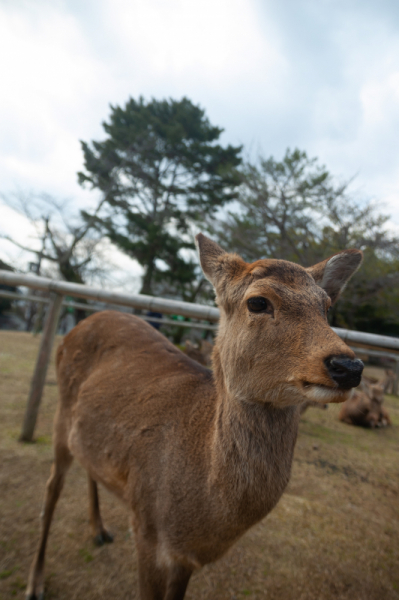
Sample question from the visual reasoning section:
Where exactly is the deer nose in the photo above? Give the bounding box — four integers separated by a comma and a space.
325, 356, 364, 390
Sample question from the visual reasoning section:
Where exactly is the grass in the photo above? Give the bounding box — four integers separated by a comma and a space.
0, 330, 398, 599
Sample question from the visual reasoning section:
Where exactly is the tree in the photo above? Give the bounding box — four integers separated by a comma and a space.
78, 96, 242, 296
0, 192, 109, 328
213, 149, 399, 334
1, 192, 107, 285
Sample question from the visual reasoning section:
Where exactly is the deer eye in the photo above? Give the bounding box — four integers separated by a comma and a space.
247, 297, 273, 315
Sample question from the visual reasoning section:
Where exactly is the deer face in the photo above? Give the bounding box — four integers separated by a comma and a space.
196, 234, 364, 407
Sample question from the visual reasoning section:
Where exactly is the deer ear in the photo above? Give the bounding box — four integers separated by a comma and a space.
307, 249, 363, 304
195, 233, 246, 288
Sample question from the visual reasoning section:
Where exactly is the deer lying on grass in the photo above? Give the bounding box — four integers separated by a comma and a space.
26, 234, 364, 600
339, 377, 391, 428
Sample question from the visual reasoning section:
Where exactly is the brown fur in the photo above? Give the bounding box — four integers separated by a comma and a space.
382, 368, 395, 395
339, 377, 392, 428
26, 234, 363, 600
183, 339, 213, 367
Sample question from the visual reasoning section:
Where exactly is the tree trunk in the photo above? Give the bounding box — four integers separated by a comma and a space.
140, 260, 156, 296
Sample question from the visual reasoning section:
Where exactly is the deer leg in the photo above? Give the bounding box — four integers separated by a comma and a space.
135, 531, 192, 600
164, 565, 192, 600
26, 445, 73, 600
88, 475, 114, 545
135, 535, 166, 600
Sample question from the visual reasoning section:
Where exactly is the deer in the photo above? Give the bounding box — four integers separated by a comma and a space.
382, 368, 395, 395
26, 234, 364, 600
339, 377, 391, 428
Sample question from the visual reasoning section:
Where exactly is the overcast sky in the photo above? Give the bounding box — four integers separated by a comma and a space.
1, 0, 399, 280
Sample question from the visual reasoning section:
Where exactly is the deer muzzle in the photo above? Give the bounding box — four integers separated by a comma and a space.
325, 356, 364, 390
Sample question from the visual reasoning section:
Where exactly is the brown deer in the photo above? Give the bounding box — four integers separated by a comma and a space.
382, 368, 395, 395
26, 234, 364, 600
339, 377, 391, 428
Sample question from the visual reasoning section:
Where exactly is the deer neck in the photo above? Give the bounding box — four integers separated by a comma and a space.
208, 344, 300, 523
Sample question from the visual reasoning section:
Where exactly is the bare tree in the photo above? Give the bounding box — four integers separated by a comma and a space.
0, 192, 109, 328
1, 192, 108, 282
212, 149, 399, 334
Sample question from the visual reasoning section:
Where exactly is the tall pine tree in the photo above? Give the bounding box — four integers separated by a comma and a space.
78, 97, 242, 297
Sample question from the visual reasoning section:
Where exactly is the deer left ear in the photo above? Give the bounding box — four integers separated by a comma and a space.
307, 249, 363, 304
195, 233, 246, 290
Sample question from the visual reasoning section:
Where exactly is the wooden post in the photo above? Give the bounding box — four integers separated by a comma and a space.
19, 292, 64, 442
393, 359, 399, 397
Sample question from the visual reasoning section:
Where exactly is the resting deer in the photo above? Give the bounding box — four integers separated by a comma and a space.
26, 234, 364, 600
339, 377, 391, 428
382, 368, 395, 395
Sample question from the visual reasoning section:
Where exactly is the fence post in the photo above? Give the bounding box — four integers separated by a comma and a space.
19, 292, 64, 442
393, 359, 399, 397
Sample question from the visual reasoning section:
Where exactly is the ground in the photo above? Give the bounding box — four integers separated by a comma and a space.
0, 331, 398, 600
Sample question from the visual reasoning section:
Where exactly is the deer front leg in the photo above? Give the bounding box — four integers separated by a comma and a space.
163, 564, 193, 600
88, 475, 114, 546
135, 529, 192, 600
26, 447, 73, 600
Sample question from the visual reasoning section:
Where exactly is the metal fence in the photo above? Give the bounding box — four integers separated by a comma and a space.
0, 290, 218, 331
0, 269, 398, 442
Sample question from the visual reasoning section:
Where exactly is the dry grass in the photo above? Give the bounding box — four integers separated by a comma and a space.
0, 330, 398, 600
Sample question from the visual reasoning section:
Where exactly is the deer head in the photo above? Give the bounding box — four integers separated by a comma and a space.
196, 233, 363, 407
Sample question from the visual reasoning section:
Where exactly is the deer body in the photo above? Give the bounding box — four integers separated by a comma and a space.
27, 234, 364, 600
60, 312, 299, 567
339, 377, 391, 428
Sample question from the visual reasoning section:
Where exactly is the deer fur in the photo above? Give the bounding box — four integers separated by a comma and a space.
26, 234, 363, 600
382, 368, 395, 395
183, 339, 213, 367
339, 377, 391, 428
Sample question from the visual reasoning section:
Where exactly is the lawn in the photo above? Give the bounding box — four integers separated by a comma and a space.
0, 330, 398, 600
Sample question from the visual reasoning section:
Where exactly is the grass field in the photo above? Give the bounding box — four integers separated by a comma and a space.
0, 330, 398, 600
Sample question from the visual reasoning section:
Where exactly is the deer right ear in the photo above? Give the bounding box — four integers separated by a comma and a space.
195, 233, 246, 289
307, 249, 363, 304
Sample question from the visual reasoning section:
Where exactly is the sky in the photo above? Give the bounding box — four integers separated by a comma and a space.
1, 0, 399, 286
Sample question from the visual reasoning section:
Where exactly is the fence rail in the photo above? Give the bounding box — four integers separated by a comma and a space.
0, 271, 219, 321
0, 269, 398, 441
1, 269, 399, 351
0, 290, 218, 331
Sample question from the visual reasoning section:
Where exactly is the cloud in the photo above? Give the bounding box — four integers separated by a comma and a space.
1, 0, 399, 275
103, 0, 284, 81
0, 1, 111, 201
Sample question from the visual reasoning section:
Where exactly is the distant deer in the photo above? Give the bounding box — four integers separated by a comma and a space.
339, 377, 391, 428
382, 368, 395, 395
26, 234, 364, 600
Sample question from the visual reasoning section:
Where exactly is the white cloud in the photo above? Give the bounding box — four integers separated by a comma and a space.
102, 0, 285, 82
0, 2, 111, 201
1, 0, 399, 280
